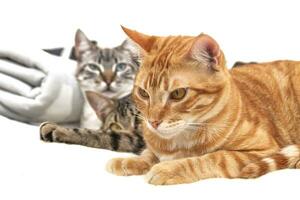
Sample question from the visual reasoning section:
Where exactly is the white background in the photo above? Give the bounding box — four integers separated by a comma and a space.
0, 0, 300, 200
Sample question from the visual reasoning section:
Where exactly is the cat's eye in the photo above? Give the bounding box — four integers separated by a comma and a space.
115, 63, 128, 71
138, 88, 149, 99
169, 88, 187, 101
87, 64, 98, 71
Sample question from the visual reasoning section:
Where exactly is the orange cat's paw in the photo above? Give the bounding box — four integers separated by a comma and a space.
295, 160, 300, 169
106, 157, 151, 176
239, 163, 261, 178
145, 162, 194, 185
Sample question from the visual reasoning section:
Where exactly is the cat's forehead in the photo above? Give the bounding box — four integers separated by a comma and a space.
136, 66, 193, 91
80, 47, 132, 63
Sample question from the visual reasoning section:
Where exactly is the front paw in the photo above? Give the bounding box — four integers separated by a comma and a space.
106, 157, 151, 176
40, 122, 58, 142
295, 160, 300, 169
40, 122, 70, 143
145, 161, 194, 185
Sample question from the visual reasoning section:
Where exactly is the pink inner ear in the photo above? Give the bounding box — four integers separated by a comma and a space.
198, 34, 220, 58
189, 34, 220, 67
85, 91, 114, 120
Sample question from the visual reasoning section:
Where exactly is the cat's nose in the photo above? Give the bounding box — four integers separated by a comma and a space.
149, 120, 162, 129
101, 71, 115, 85
103, 76, 113, 85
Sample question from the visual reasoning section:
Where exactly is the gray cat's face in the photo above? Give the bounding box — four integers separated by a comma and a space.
74, 29, 139, 99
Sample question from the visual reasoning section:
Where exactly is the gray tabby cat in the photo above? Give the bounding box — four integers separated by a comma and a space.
40, 91, 145, 154
40, 30, 146, 154
74, 29, 139, 129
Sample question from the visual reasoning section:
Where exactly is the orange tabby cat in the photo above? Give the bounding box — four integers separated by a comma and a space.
106, 26, 300, 185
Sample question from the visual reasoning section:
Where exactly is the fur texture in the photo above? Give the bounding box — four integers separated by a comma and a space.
106, 27, 300, 185
40, 91, 145, 154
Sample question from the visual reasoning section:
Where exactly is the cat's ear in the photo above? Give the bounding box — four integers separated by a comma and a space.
85, 91, 114, 121
121, 26, 156, 53
188, 33, 221, 71
119, 39, 142, 64
75, 29, 93, 60
120, 39, 139, 54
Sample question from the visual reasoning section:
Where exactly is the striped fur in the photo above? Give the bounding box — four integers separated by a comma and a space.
240, 144, 300, 178
40, 92, 145, 154
40, 121, 145, 154
105, 27, 300, 185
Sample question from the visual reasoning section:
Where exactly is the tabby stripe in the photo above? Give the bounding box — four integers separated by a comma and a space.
110, 132, 121, 151
230, 152, 246, 171
217, 154, 231, 178
233, 76, 286, 146
186, 158, 197, 178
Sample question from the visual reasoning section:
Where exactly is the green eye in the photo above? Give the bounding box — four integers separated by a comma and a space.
170, 88, 187, 101
138, 88, 149, 99
115, 63, 127, 71
87, 64, 98, 71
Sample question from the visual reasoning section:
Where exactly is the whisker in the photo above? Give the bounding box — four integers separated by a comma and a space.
135, 114, 147, 122
186, 122, 230, 128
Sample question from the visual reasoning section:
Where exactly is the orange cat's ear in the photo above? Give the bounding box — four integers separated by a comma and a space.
188, 33, 221, 71
121, 26, 156, 53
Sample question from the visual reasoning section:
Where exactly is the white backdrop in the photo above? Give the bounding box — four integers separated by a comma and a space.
0, 0, 300, 200
1, 0, 300, 67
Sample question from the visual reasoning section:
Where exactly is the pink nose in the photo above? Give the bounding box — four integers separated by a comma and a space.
150, 120, 162, 129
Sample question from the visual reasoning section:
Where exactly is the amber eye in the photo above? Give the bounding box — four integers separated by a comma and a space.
138, 88, 150, 99
169, 88, 187, 101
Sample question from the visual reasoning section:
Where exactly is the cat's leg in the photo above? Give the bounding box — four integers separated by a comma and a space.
106, 149, 159, 176
240, 144, 300, 178
40, 122, 145, 153
145, 150, 260, 185
40, 122, 106, 148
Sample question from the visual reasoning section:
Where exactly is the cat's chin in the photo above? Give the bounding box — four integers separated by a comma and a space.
148, 126, 186, 139
157, 131, 182, 139
100, 90, 116, 98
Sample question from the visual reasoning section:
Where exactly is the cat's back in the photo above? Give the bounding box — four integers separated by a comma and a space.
230, 60, 300, 105
230, 60, 300, 91
230, 60, 300, 144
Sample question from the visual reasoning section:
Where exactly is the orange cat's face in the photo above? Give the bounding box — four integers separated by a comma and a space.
122, 27, 230, 139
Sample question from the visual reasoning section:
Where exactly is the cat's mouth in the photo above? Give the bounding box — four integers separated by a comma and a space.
147, 121, 191, 139
100, 90, 117, 98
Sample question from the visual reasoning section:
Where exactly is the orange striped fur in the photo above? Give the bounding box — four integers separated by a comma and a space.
106, 27, 300, 185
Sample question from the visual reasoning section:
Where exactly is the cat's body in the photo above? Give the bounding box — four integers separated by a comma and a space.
105, 27, 300, 185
